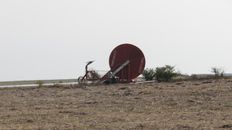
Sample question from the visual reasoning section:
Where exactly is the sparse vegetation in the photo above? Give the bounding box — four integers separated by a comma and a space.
190, 74, 198, 80
0, 78, 232, 129
36, 80, 43, 87
154, 65, 179, 82
142, 65, 179, 82
211, 67, 224, 78
142, 68, 156, 81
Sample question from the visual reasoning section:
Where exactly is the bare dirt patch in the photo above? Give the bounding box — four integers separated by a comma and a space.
0, 79, 232, 130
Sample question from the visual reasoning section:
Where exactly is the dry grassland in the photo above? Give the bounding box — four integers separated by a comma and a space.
0, 79, 232, 130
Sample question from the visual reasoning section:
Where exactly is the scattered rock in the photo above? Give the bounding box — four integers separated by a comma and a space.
59, 111, 87, 115
227, 80, 232, 83
85, 101, 98, 104
119, 87, 127, 90
134, 97, 141, 100
26, 119, 34, 123
176, 82, 184, 85
123, 90, 132, 96
219, 124, 232, 129
187, 99, 195, 103
173, 125, 194, 130
135, 124, 144, 129
202, 81, 213, 84
9, 107, 17, 111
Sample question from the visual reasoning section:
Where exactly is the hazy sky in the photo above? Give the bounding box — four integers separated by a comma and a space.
0, 0, 232, 81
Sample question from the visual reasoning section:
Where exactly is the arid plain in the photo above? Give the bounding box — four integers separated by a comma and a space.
0, 79, 232, 130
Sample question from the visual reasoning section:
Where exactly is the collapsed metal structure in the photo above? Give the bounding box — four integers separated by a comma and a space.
78, 43, 146, 84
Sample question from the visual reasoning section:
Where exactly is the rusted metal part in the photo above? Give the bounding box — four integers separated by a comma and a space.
78, 44, 146, 84
108, 44, 146, 82
78, 61, 99, 83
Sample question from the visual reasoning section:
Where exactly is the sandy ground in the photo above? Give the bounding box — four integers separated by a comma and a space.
0, 79, 232, 130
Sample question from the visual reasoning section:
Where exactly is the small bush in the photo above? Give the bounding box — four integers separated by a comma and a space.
36, 80, 43, 87
155, 65, 179, 82
211, 67, 224, 78
190, 74, 198, 80
142, 68, 156, 81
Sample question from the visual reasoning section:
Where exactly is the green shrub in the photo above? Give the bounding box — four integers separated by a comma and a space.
142, 68, 156, 81
155, 65, 179, 82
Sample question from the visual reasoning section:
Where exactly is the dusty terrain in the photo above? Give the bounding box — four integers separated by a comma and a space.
0, 79, 232, 130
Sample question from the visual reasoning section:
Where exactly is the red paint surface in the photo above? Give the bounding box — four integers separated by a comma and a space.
109, 43, 146, 81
